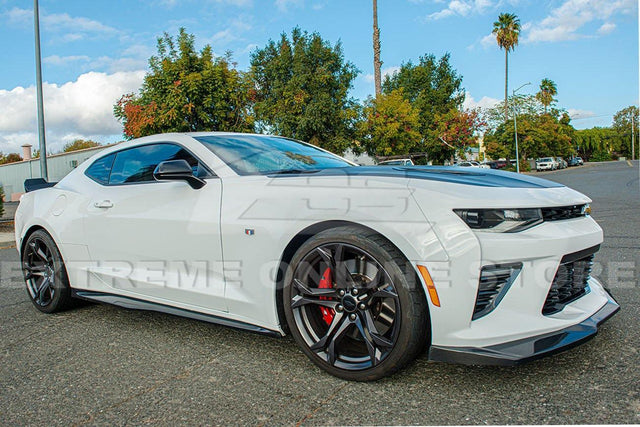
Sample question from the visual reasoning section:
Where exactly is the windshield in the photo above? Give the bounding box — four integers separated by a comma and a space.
539, 158, 553, 162
195, 134, 354, 175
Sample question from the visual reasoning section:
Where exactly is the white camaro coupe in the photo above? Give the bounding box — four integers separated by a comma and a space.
15, 132, 619, 381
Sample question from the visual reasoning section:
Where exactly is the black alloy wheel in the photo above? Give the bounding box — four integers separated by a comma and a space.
22, 230, 74, 313
284, 226, 429, 381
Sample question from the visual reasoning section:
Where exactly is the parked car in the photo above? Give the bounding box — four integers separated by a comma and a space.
481, 161, 499, 169
536, 157, 558, 171
568, 157, 584, 167
378, 159, 414, 166
494, 159, 509, 169
556, 157, 568, 169
455, 161, 490, 169
15, 132, 618, 380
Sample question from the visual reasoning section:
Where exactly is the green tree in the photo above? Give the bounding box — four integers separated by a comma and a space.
536, 78, 557, 114
382, 53, 465, 140
0, 153, 23, 165
612, 105, 639, 157
431, 108, 485, 163
63, 139, 100, 152
492, 13, 521, 121
250, 27, 359, 154
114, 28, 253, 139
358, 89, 421, 157
484, 108, 573, 162
574, 127, 624, 160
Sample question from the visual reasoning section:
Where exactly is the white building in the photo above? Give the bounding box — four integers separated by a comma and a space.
0, 143, 115, 201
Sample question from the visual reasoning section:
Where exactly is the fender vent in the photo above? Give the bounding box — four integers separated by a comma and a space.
542, 246, 598, 315
473, 263, 522, 320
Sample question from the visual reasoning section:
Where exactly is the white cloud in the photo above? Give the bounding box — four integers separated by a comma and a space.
203, 17, 252, 47
363, 66, 401, 83
241, 43, 259, 54
524, 0, 635, 43
463, 92, 501, 110
159, 0, 252, 7
43, 55, 91, 66
5, 7, 119, 40
427, 0, 493, 20
597, 22, 616, 35
0, 71, 145, 153
567, 108, 597, 119
275, 0, 302, 12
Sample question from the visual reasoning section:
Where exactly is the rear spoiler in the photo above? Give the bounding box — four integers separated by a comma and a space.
24, 178, 57, 193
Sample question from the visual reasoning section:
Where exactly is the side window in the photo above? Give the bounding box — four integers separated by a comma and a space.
109, 143, 207, 185
85, 153, 116, 185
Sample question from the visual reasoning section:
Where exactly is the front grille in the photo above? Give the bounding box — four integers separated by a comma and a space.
473, 263, 522, 320
541, 205, 586, 222
542, 246, 599, 315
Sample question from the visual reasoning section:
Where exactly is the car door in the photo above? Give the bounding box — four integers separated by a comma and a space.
83, 142, 227, 312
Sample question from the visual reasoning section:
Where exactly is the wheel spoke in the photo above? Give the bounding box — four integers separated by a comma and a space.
31, 241, 50, 263
362, 310, 394, 348
332, 244, 357, 288
36, 278, 51, 304
371, 287, 398, 300
293, 278, 337, 298
24, 264, 47, 279
291, 294, 338, 310
310, 311, 343, 350
324, 314, 352, 366
354, 314, 380, 366
365, 269, 385, 290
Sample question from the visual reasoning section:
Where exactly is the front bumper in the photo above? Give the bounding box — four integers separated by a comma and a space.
428, 291, 619, 366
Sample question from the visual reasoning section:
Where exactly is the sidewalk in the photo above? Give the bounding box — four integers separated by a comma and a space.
0, 201, 18, 247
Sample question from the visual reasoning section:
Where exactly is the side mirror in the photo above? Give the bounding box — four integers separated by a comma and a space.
153, 159, 206, 189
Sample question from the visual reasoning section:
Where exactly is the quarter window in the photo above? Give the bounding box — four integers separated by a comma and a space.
85, 153, 115, 185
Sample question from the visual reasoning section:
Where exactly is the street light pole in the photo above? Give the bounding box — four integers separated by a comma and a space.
632, 114, 635, 161
512, 82, 531, 173
34, 0, 48, 180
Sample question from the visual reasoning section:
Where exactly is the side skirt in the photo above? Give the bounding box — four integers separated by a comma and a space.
72, 290, 282, 337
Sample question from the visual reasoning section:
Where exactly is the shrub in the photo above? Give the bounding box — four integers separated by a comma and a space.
590, 150, 612, 162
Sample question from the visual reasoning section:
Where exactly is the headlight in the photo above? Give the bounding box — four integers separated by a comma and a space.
454, 208, 543, 233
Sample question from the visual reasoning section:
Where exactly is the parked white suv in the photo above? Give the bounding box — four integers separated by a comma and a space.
536, 157, 557, 171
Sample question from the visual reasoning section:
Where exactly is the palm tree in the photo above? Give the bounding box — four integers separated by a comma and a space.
536, 78, 557, 113
373, 0, 382, 97
492, 13, 521, 121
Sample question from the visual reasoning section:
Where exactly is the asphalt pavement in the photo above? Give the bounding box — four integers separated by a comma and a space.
0, 161, 638, 425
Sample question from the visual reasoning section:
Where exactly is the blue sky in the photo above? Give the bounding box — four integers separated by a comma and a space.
0, 0, 637, 153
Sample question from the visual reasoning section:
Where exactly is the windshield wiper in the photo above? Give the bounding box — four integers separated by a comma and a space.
265, 169, 322, 175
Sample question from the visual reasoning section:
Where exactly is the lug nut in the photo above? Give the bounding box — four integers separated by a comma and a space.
352, 288, 359, 295
339, 289, 345, 296
358, 303, 366, 310
336, 304, 343, 312
349, 314, 357, 321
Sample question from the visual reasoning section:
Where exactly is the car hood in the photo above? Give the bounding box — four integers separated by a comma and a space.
306, 166, 563, 189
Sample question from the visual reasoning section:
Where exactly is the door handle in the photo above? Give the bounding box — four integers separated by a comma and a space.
93, 200, 114, 209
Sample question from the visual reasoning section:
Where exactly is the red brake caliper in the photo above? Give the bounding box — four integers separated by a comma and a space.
318, 267, 335, 325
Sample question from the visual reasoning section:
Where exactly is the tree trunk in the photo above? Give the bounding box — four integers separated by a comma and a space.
373, 0, 382, 97
504, 49, 508, 122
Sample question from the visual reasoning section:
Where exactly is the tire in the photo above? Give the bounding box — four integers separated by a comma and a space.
283, 226, 429, 381
21, 229, 74, 313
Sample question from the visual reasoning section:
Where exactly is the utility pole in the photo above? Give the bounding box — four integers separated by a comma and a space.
372, 0, 382, 97
34, 0, 48, 180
